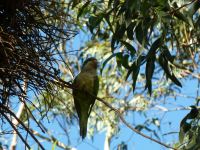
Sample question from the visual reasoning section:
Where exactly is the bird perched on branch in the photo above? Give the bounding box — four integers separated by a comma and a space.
72, 57, 99, 139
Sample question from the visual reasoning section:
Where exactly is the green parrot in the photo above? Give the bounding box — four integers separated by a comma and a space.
72, 57, 99, 139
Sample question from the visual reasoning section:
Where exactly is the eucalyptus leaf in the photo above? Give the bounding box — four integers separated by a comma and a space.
158, 54, 182, 87
101, 52, 123, 74
120, 40, 136, 56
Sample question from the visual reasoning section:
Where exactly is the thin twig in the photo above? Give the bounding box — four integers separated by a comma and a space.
10, 103, 25, 150
1, 105, 45, 150
96, 96, 177, 150
30, 129, 72, 150
170, 0, 197, 14
10, 80, 27, 150
0, 112, 31, 149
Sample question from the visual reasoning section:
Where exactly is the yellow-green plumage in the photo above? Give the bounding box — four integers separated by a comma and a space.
72, 58, 99, 139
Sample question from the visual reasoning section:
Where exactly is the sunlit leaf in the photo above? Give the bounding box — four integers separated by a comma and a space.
71, 0, 81, 8
77, 1, 91, 19
189, 0, 200, 16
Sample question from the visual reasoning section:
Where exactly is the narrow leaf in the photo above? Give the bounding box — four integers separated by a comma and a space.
77, 1, 90, 19
101, 52, 123, 74
114, 23, 126, 40
132, 62, 140, 93
147, 37, 162, 59
88, 14, 104, 33
120, 40, 136, 56
121, 54, 130, 69
145, 57, 155, 95
111, 38, 116, 52
126, 67, 133, 80
127, 22, 135, 40
189, 0, 200, 17
170, 73, 182, 87
159, 54, 182, 87
135, 22, 143, 45
163, 47, 174, 63
116, 52, 123, 67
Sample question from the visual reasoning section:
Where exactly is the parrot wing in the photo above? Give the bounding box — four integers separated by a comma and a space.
88, 75, 99, 116
72, 75, 82, 120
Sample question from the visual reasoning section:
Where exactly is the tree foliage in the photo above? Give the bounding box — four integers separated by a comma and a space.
1, 0, 200, 150
70, 0, 200, 149
0, 0, 76, 149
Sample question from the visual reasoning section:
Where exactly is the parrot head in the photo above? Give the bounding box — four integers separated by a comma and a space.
81, 57, 98, 71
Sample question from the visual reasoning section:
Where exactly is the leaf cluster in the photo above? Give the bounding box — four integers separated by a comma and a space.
73, 0, 200, 95
178, 106, 200, 150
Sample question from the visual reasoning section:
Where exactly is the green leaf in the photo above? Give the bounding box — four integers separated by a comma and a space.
120, 40, 136, 56
127, 22, 135, 40
77, 1, 90, 19
147, 37, 162, 58
115, 53, 130, 69
174, 11, 193, 27
126, 55, 145, 80
162, 46, 175, 63
135, 22, 144, 45
169, 74, 182, 87
51, 141, 57, 150
186, 106, 199, 119
179, 112, 191, 143
130, 57, 142, 93
113, 23, 126, 40
132, 66, 140, 93
144, 37, 162, 95
71, 0, 81, 8
88, 14, 104, 33
185, 132, 197, 150
135, 125, 145, 131
111, 38, 116, 52
116, 52, 123, 67
145, 57, 155, 95
179, 124, 188, 143
189, 0, 200, 16
158, 54, 182, 87
101, 52, 123, 74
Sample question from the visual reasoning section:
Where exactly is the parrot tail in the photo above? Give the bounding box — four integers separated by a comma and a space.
79, 115, 88, 139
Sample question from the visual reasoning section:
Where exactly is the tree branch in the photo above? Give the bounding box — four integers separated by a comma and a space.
10, 102, 25, 150
10, 80, 27, 150
1, 105, 45, 150
30, 129, 72, 150
170, 0, 197, 14
0, 111, 30, 149
96, 96, 177, 150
